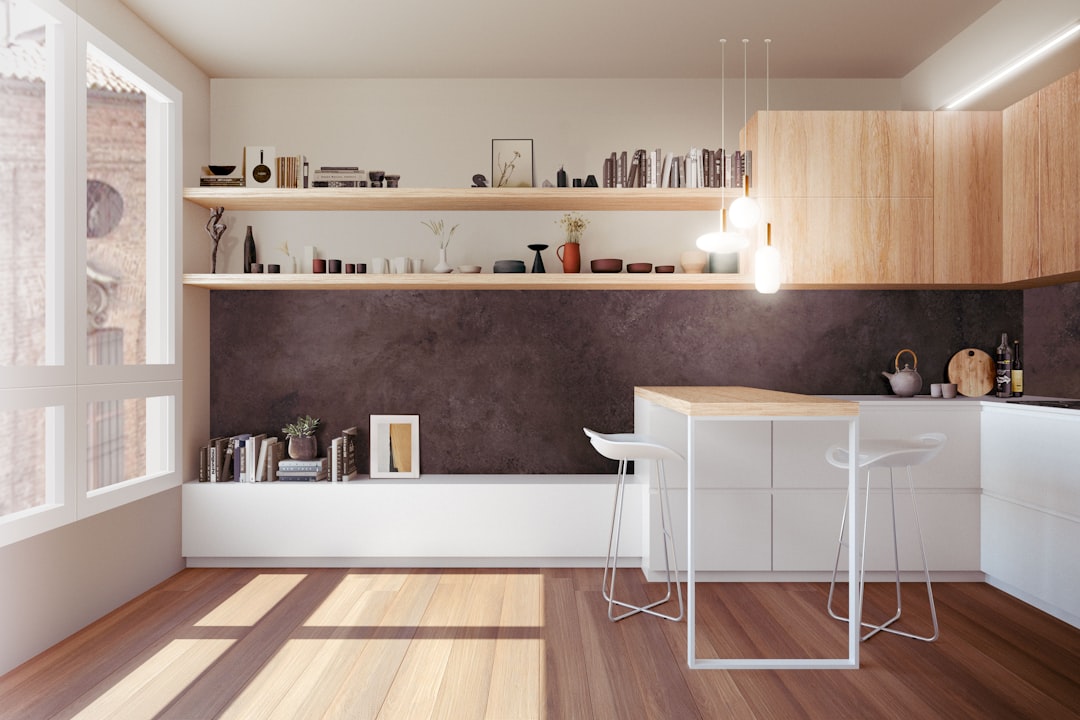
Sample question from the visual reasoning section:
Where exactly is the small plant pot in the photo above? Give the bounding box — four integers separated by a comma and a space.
288, 436, 317, 460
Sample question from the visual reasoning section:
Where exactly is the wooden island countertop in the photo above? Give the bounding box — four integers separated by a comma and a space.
634, 386, 860, 418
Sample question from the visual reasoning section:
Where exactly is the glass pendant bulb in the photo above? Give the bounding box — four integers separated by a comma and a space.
754, 223, 781, 294
696, 208, 749, 252
729, 185, 761, 229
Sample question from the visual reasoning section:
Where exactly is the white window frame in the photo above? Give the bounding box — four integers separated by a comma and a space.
0, 0, 183, 546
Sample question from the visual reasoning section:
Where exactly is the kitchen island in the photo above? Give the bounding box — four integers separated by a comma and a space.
634, 386, 862, 670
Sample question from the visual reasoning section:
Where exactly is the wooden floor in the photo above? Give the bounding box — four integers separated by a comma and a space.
2, 568, 1078, 719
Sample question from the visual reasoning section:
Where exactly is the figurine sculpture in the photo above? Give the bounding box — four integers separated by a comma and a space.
206, 206, 226, 273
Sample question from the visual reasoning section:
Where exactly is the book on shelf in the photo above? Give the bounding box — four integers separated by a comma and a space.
275, 155, 306, 189
328, 425, 360, 482
276, 471, 328, 482
207, 436, 230, 482
199, 177, 245, 187
278, 457, 328, 472
231, 434, 251, 483
253, 435, 276, 483
265, 441, 285, 482
312, 180, 364, 188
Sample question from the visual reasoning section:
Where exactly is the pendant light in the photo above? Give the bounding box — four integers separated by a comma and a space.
754, 40, 781, 294
697, 39, 749, 254
728, 38, 761, 230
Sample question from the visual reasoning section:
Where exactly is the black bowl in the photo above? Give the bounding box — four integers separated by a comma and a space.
208, 165, 236, 176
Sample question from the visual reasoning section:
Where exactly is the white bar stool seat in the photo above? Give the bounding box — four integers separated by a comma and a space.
825, 432, 946, 642
584, 428, 684, 623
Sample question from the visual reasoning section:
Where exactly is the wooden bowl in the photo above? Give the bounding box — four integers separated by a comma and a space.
655, 265, 675, 273
590, 258, 623, 273
627, 262, 653, 273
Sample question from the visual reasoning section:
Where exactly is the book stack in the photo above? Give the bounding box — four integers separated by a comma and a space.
329, 426, 360, 481
198, 434, 284, 482
199, 176, 244, 187
276, 155, 308, 188
601, 146, 749, 189
311, 166, 366, 188
277, 457, 328, 482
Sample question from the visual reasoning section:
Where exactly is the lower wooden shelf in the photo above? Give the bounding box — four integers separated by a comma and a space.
182, 272, 753, 290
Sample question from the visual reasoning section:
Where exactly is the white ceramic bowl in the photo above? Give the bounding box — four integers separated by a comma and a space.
458, 265, 482, 274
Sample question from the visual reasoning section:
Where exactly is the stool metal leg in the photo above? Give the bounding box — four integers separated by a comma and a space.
828, 466, 939, 642
602, 458, 682, 622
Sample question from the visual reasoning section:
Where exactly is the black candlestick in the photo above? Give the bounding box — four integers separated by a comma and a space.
528, 244, 548, 273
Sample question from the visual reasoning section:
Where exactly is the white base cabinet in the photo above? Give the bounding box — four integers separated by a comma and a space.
981, 404, 1080, 627
182, 475, 638, 567
635, 397, 983, 581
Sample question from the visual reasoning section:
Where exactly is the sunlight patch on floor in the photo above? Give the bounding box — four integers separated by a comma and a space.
71, 639, 234, 719
194, 573, 307, 627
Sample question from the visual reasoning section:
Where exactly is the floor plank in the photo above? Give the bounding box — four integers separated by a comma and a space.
1, 569, 1078, 720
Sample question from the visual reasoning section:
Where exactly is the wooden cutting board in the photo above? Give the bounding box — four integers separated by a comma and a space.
947, 348, 994, 397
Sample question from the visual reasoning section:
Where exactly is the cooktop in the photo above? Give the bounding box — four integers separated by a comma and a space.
1006, 399, 1080, 410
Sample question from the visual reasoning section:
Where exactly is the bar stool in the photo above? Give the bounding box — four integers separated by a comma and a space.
825, 432, 946, 642
584, 428, 684, 623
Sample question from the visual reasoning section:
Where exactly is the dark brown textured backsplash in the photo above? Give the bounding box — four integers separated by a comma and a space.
1023, 280, 1080, 399
210, 289, 1027, 474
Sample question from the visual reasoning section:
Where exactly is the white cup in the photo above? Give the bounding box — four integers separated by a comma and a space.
411, 258, 424, 274
391, 256, 409, 274
930, 383, 942, 398
942, 383, 958, 399
370, 257, 388, 274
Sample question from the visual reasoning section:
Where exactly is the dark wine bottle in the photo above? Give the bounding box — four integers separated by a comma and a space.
995, 332, 1012, 397
1011, 340, 1024, 397
243, 225, 256, 273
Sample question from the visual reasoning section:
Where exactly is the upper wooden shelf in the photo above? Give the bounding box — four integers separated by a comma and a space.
182, 187, 735, 212
182, 273, 753, 290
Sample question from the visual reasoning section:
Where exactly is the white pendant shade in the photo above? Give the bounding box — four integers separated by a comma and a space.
729, 195, 761, 230
754, 243, 781, 294
696, 230, 749, 253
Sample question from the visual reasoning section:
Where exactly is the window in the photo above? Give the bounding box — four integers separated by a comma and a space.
0, 0, 181, 546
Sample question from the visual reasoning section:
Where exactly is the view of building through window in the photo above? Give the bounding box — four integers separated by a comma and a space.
1, 0, 154, 510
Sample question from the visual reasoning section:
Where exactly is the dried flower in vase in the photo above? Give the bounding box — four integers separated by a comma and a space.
421, 219, 459, 249
557, 211, 589, 243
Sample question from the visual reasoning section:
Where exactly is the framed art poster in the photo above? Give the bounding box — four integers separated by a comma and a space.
370, 414, 420, 478
244, 146, 276, 187
491, 139, 534, 187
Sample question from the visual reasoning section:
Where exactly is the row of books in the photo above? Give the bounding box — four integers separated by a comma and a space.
276, 155, 308, 188
602, 148, 750, 189
197, 425, 360, 482
311, 166, 367, 188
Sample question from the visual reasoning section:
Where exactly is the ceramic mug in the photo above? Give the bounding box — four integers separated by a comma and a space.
391, 256, 409, 273
370, 257, 388, 274
411, 258, 424, 274
942, 383, 958, 399
930, 383, 942, 397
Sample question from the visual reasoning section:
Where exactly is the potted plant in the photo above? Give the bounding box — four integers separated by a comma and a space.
282, 414, 320, 459
556, 212, 588, 273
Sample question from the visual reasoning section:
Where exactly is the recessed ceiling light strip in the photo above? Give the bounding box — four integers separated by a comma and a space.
944, 21, 1080, 109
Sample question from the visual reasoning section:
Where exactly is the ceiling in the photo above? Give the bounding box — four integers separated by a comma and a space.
117, 0, 1004, 80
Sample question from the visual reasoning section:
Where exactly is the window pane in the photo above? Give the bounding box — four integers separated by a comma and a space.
0, 0, 54, 367
0, 406, 49, 516
86, 394, 170, 490
85, 43, 148, 366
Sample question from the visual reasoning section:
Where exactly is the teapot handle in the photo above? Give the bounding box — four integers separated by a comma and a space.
894, 348, 918, 371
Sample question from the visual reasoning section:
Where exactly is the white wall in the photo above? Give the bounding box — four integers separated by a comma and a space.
0, 0, 209, 676
204, 77, 900, 275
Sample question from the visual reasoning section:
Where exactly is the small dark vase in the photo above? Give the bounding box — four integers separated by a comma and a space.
288, 435, 317, 460
243, 226, 257, 273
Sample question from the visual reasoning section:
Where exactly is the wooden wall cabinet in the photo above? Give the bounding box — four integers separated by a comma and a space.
1038, 68, 1080, 278
1002, 94, 1041, 282
933, 111, 1002, 285
753, 111, 935, 285
751, 110, 1005, 286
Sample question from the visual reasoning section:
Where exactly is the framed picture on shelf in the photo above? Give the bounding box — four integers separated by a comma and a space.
491, 139, 534, 188
370, 414, 420, 478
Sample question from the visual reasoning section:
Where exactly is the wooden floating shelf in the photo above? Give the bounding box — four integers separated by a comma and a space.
182, 187, 735, 212
182, 273, 754, 290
